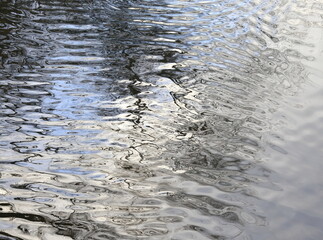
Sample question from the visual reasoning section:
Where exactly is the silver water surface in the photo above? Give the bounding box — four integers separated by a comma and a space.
0, 0, 322, 239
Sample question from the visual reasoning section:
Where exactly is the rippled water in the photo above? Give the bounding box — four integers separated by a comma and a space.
0, 0, 323, 239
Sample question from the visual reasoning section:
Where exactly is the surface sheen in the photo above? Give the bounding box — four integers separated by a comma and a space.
0, 0, 322, 239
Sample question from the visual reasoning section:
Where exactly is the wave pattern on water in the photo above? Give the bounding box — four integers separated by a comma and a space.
0, 0, 322, 239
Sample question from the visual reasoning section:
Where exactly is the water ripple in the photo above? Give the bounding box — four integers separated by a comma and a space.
0, 0, 322, 239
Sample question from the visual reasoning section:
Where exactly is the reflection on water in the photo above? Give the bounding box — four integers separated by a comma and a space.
0, 0, 322, 239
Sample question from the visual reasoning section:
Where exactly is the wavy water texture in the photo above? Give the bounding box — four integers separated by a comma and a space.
0, 0, 322, 239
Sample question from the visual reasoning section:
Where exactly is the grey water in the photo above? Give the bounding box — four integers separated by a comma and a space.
0, 0, 322, 239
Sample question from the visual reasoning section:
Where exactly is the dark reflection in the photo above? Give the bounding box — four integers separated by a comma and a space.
52, 212, 124, 240
0, 0, 322, 239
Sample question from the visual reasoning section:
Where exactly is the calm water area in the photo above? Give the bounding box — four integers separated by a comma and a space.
0, 0, 323, 239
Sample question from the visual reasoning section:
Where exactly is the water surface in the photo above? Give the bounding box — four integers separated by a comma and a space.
0, 0, 323, 239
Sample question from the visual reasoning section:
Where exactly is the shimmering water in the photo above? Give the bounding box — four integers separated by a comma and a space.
0, 0, 323, 239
